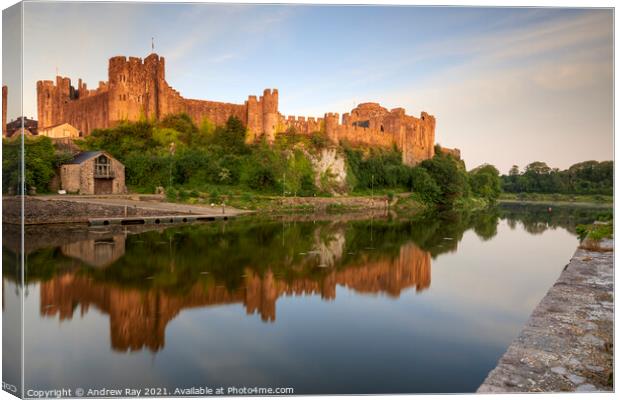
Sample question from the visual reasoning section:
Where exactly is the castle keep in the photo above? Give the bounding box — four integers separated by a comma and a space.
37, 53, 447, 166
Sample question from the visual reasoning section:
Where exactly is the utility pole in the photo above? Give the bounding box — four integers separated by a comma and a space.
169, 142, 176, 189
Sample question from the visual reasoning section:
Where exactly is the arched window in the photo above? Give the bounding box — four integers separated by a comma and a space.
380, 125, 384, 133
95, 155, 112, 178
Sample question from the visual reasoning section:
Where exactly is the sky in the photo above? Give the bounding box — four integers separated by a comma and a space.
3, 3, 613, 173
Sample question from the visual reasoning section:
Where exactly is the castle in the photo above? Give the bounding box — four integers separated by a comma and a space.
37, 53, 455, 165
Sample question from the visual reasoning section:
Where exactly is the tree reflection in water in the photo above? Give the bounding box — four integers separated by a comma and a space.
2, 204, 609, 352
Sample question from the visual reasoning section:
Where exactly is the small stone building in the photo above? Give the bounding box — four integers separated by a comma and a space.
60, 151, 126, 195
39, 122, 81, 139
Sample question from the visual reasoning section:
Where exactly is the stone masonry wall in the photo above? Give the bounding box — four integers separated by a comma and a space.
438, 146, 461, 159
37, 54, 278, 141
2, 197, 185, 225
478, 242, 613, 392
60, 157, 125, 194
36, 53, 440, 166
60, 164, 81, 193
62, 91, 110, 134
322, 104, 436, 165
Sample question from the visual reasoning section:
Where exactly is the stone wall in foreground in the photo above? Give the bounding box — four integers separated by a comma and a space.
477, 242, 613, 393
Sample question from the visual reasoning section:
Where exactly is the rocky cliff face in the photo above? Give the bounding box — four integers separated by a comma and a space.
309, 147, 348, 195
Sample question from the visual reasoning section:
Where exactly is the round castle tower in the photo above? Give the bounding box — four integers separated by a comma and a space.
324, 112, 340, 143
262, 89, 278, 143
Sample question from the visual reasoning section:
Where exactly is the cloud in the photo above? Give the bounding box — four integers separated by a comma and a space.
16, 5, 612, 174
300, 10, 613, 173
208, 53, 239, 64
164, 5, 294, 63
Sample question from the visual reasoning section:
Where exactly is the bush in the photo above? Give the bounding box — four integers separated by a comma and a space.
2, 136, 63, 194
208, 116, 248, 155
209, 189, 221, 204
419, 152, 469, 208
310, 132, 329, 149
469, 164, 501, 202
410, 167, 441, 205
344, 146, 408, 191
165, 187, 178, 202
124, 153, 172, 192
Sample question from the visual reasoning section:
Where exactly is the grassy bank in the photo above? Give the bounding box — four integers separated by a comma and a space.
499, 192, 612, 205
160, 184, 496, 216
575, 212, 613, 251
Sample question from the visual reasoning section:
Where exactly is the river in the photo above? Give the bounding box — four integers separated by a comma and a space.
2, 204, 610, 394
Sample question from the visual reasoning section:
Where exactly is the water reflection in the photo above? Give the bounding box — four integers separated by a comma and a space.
38, 240, 430, 352
2, 204, 610, 356
25, 220, 433, 352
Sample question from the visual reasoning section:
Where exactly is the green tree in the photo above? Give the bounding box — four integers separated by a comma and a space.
509, 165, 519, 176
409, 167, 441, 204
209, 116, 248, 155
501, 160, 613, 195
240, 142, 282, 191
159, 113, 199, 145
469, 164, 501, 201
419, 152, 469, 208
2, 136, 67, 194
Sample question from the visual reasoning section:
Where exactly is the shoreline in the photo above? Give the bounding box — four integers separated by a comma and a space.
2, 195, 253, 225
498, 199, 612, 208
1, 194, 400, 225
2, 194, 611, 225
477, 239, 613, 393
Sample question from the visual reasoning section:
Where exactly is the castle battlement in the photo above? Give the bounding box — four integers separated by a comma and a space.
36, 53, 440, 165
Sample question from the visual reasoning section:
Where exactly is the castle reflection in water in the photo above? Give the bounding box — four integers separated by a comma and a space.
6, 204, 599, 354
39, 240, 430, 352
10, 219, 432, 353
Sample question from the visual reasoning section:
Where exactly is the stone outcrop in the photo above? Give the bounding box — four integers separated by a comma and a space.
37, 53, 444, 166
308, 148, 348, 194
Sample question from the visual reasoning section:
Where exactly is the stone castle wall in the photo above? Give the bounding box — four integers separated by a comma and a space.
280, 114, 324, 135
438, 145, 461, 159
36, 53, 444, 166
322, 104, 436, 165
37, 54, 279, 140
